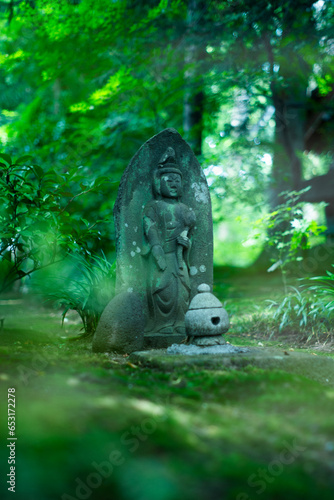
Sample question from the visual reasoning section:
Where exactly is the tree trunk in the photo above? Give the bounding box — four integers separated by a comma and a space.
265, 7, 334, 237
269, 62, 307, 208
271, 86, 334, 238
183, 87, 204, 157
183, 0, 206, 156
272, 95, 305, 192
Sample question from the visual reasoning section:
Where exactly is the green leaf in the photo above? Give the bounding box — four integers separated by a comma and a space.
94, 176, 111, 187
0, 153, 12, 165
15, 155, 34, 165
32, 165, 44, 179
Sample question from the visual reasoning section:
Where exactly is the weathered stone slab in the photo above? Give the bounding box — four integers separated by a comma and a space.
114, 128, 213, 295
112, 128, 213, 348
130, 347, 334, 385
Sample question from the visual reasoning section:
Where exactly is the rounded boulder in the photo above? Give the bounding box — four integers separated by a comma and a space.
92, 291, 145, 354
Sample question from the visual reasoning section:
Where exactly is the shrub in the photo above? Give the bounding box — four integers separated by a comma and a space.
39, 252, 115, 336
267, 281, 334, 334
0, 153, 110, 293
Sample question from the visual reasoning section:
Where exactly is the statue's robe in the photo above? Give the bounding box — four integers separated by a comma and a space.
143, 199, 196, 334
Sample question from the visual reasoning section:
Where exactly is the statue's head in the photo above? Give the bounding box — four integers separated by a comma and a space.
153, 147, 183, 198
160, 172, 182, 199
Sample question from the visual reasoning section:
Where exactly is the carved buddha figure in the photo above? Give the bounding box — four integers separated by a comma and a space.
143, 148, 196, 334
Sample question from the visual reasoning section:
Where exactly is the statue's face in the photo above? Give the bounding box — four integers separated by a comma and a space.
160, 173, 182, 198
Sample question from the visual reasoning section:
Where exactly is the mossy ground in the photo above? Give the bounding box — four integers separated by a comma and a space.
0, 273, 334, 500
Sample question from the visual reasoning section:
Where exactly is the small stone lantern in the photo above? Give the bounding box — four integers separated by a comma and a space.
185, 283, 229, 346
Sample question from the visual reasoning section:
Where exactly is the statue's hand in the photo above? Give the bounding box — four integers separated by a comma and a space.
177, 235, 190, 248
152, 245, 167, 271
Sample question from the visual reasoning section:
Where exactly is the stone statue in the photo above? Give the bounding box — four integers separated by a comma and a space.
93, 128, 213, 352
143, 147, 196, 335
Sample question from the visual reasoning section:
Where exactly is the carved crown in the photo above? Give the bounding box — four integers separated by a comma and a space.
157, 147, 182, 177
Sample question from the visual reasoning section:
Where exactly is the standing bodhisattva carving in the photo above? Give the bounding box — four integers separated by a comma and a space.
142, 148, 196, 335
94, 128, 213, 351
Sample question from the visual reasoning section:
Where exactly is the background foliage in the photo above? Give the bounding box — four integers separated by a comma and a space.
1, 7, 334, 496
0, 0, 333, 289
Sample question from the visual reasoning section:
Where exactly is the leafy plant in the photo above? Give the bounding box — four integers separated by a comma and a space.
257, 189, 326, 292
266, 287, 313, 332
267, 284, 334, 334
0, 153, 111, 293
307, 265, 334, 318
40, 252, 115, 337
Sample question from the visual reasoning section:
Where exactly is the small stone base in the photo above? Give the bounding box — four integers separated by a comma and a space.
188, 335, 226, 346
143, 333, 186, 349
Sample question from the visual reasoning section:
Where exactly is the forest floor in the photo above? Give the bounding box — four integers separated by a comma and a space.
0, 271, 334, 500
